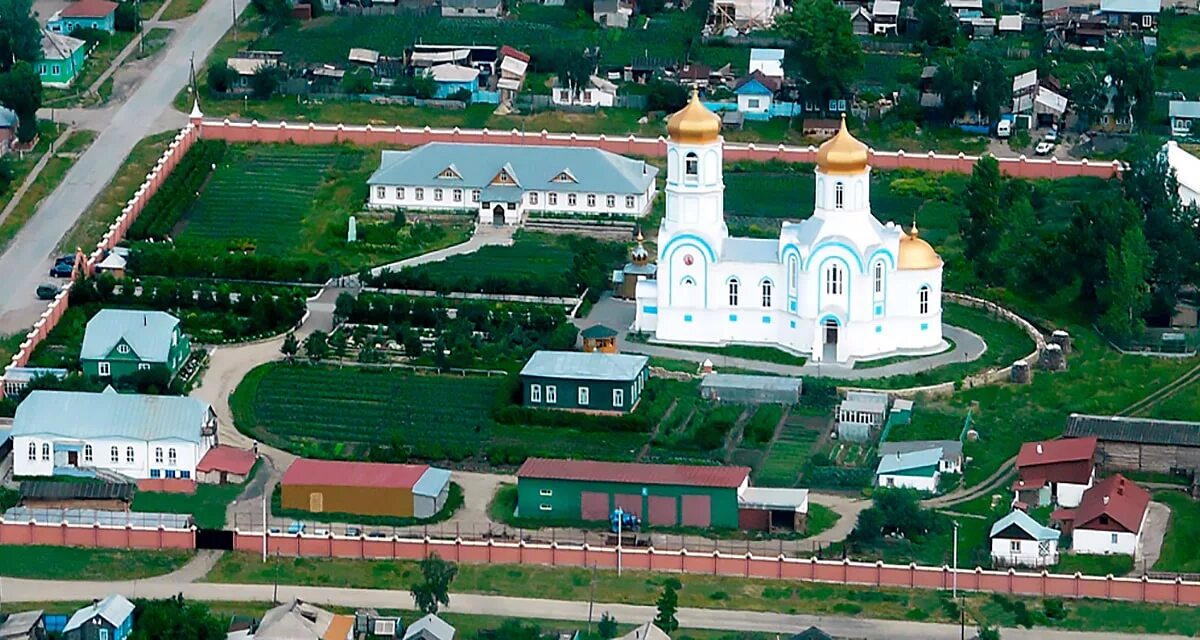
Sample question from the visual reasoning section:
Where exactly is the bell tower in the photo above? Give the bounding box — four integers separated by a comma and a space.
813, 115, 872, 215
662, 90, 727, 249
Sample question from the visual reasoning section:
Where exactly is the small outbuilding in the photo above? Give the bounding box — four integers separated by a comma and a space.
581, 325, 619, 353
63, 595, 133, 640
1063, 413, 1200, 477
617, 623, 670, 640
0, 610, 47, 640
196, 445, 257, 484
280, 459, 451, 519
736, 486, 809, 531
699, 373, 802, 404
878, 439, 962, 474
837, 391, 889, 442
403, 614, 456, 640
875, 447, 942, 492
520, 350, 649, 414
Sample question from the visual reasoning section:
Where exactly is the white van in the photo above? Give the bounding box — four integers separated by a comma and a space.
996, 118, 1013, 139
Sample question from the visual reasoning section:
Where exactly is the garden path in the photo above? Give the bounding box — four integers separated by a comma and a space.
581, 295, 988, 380
366, 222, 515, 277
1135, 501, 1171, 574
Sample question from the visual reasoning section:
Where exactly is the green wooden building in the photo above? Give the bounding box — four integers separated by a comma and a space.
516, 458, 751, 528
38, 30, 87, 89
79, 309, 191, 381
519, 350, 649, 414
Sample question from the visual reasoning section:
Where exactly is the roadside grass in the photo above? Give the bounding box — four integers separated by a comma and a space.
160, 0, 208, 20
0, 129, 98, 251
1144, 373, 1200, 422
131, 461, 261, 529
0, 545, 191, 580
627, 332, 807, 367
0, 121, 56, 210
207, 551, 1200, 635
134, 27, 173, 60
1151, 491, 1200, 574
1053, 553, 1135, 577
57, 131, 175, 253
138, 0, 165, 19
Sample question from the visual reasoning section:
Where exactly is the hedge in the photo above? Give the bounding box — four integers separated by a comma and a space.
128, 141, 227, 241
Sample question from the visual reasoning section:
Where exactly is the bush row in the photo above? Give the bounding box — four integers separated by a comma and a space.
128, 141, 226, 241
129, 241, 337, 283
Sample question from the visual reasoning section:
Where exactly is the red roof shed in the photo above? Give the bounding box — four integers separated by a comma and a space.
1016, 437, 1097, 485
61, 0, 118, 17
196, 445, 257, 476
282, 459, 430, 489
517, 458, 751, 488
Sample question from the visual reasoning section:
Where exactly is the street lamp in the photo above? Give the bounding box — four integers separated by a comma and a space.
952, 519, 959, 599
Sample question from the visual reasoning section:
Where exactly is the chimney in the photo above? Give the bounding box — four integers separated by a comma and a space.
1103, 495, 1110, 505
1036, 443, 1043, 455
144, 314, 148, 326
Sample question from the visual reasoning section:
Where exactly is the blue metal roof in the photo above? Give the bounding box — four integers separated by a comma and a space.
413, 467, 452, 498
0, 107, 16, 129
520, 350, 648, 381
1170, 100, 1200, 119
989, 509, 1061, 541
64, 595, 134, 633
13, 387, 211, 443
80, 309, 180, 363
734, 78, 774, 96
367, 143, 658, 196
876, 447, 942, 475
1100, 0, 1159, 11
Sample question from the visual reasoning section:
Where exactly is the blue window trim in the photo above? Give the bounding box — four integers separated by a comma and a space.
643, 305, 658, 314
789, 320, 797, 329
729, 314, 738, 322
762, 315, 771, 324
920, 322, 929, 331
875, 325, 882, 333
683, 314, 693, 323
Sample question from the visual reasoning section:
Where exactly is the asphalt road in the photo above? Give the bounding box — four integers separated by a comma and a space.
0, 0, 248, 334
0, 578, 1186, 640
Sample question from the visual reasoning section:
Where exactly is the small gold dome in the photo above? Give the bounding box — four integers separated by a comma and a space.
816, 115, 870, 175
667, 89, 721, 145
898, 225, 942, 270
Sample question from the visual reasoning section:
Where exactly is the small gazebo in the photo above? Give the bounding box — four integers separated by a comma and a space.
581, 324, 618, 353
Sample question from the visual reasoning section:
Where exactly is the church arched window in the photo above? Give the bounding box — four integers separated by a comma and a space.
834, 182, 845, 209
788, 256, 798, 294
728, 278, 740, 306
873, 261, 884, 296
685, 152, 699, 177
825, 265, 843, 296
681, 276, 695, 286
761, 280, 772, 308
919, 285, 930, 314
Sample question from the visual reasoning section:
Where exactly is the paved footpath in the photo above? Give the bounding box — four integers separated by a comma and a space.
0, 578, 1183, 640
0, 0, 249, 334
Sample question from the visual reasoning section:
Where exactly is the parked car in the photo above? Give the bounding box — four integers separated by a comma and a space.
1043, 127, 1059, 143
36, 283, 62, 300
48, 260, 74, 278
1035, 141, 1055, 156
346, 526, 362, 537
286, 521, 305, 535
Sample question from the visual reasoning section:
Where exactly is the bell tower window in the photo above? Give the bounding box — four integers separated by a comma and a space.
685, 152, 699, 177
761, 280, 772, 307
834, 182, 845, 209
728, 278, 740, 306
825, 265, 844, 296
919, 285, 930, 314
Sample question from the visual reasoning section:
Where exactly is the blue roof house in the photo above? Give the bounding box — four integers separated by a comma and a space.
11, 387, 217, 481
875, 447, 943, 493
989, 509, 1061, 568
735, 76, 775, 116
63, 594, 134, 640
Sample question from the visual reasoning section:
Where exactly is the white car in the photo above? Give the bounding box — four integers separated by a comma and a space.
1035, 141, 1055, 156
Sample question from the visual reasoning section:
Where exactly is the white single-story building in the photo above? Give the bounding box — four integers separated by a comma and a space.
552, 75, 618, 108
989, 509, 1061, 568
1169, 101, 1200, 138
11, 387, 217, 481
875, 447, 942, 492
1163, 140, 1200, 207
1054, 474, 1150, 556
837, 391, 889, 442
366, 142, 659, 225
879, 439, 963, 474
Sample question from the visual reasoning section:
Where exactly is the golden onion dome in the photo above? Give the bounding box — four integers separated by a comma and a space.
816, 114, 870, 175
630, 230, 650, 265
898, 224, 943, 270
667, 89, 722, 145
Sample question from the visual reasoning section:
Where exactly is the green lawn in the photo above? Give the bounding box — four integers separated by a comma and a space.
1160, 13, 1200, 57
232, 363, 650, 463
206, 552, 1200, 636
0, 545, 191, 580
160, 0, 208, 20
1152, 491, 1200, 574
0, 129, 96, 251
131, 461, 261, 529
1054, 553, 1134, 577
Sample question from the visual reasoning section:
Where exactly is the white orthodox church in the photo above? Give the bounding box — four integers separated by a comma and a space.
633, 94, 945, 363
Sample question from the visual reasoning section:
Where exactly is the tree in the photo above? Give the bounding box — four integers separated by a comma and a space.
1098, 224, 1150, 340
0, 62, 42, 142
932, 56, 971, 122
555, 50, 594, 98
130, 595, 225, 640
0, 0, 41, 72
1069, 64, 1106, 131
249, 66, 281, 99
977, 623, 1002, 640
969, 54, 1009, 124
962, 154, 1003, 269
644, 79, 688, 112
280, 332, 299, 362
411, 553, 457, 615
1106, 38, 1154, 129
774, 0, 863, 101
654, 580, 680, 633
403, 331, 424, 358
598, 612, 619, 638
206, 60, 236, 94
329, 330, 349, 364
304, 330, 329, 363
334, 291, 356, 324
342, 68, 374, 94
114, 1, 141, 32
913, 0, 958, 48
249, 0, 292, 29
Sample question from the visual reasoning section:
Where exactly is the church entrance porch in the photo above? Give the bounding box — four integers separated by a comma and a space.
818, 318, 841, 363
491, 205, 505, 226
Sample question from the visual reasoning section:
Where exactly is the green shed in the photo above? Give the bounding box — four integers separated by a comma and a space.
80, 309, 191, 382
516, 458, 751, 528
519, 350, 649, 414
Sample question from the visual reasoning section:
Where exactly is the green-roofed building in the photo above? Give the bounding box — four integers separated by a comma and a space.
79, 309, 191, 382
519, 350, 649, 413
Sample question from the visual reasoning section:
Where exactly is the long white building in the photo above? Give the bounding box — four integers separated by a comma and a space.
633, 94, 945, 363
366, 142, 658, 225
12, 387, 217, 481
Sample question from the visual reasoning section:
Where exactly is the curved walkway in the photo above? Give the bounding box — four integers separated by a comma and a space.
583, 296, 987, 380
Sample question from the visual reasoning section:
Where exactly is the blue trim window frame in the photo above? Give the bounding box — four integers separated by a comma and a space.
921, 322, 929, 331
643, 305, 658, 314
684, 314, 693, 323
762, 315, 771, 324
789, 320, 797, 329
150, 469, 161, 478
729, 314, 738, 322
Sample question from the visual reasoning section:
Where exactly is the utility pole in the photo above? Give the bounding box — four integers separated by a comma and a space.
615, 507, 623, 577
233, 0, 239, 45
952, 520, 959, 599
587, 563, 597, 636
262, 493, 268, 562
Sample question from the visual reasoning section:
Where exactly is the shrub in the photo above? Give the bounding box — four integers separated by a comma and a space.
206, 61, 236, 94
128, 141, 227, 241
1043, 598, 1066, 620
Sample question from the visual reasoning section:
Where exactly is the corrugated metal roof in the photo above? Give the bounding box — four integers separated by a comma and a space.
80, 309, 180, 363
65, 595, 133, 634
20, 480, 134, 502
428, 63, 479, 83
1065, 413, 1200, 446
518, 458, 750, 488
876, 448, 942, 475
2, 506, 192, 529
879, 439, 962, 460
403, 614, 456, 640
521, 351, 647, 381
1100, 0, 1159, 12
581, 324, 619, 339
0, 610, 43, 635
700, 373, 802, 393
1170, 100, 1200, 120
12, 388, 211, 443
1016, 436, 1097, 468
60, 0, 118, 16
196, 445, 257, 475
41, 30, 85, 60
738, 487, 809, 511
989, 509, 1060, 541
367, 143, 658, 196
412, 467, 452, 498
281, 459, 429, 489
